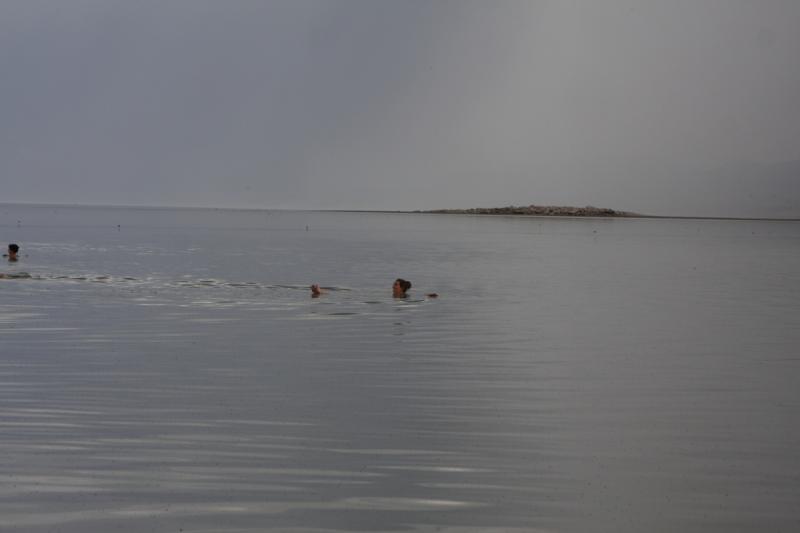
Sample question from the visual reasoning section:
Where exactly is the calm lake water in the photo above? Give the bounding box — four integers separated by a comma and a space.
1, 204, 799, 533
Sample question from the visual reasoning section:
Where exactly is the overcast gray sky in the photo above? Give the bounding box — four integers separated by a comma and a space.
1, 0, 798, 217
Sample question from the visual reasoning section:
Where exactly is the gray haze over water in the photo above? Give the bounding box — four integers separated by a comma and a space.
1, 204, 799, 532
1, 1, 799, 217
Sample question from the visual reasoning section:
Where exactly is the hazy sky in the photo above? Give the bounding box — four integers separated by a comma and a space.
1, 0, 798, 216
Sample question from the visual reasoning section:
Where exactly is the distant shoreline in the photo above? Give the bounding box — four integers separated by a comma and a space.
2, 202, 799, 222
410, 205, 800, 222
420, 205, 639, 218
328, 209, 800, 222
416, 212, 800, 222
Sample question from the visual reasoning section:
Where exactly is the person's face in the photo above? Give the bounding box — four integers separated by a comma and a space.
392, 281, 404, 296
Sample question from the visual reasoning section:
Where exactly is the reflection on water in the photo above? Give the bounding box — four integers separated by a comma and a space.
1, 206, 799, 532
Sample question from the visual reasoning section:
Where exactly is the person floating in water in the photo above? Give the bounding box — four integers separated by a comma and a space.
310, 279, 436, 299
1, 243, 31, 278
4, 243, 19, 262
393, 278, 412, 298
393, 278, 439, 299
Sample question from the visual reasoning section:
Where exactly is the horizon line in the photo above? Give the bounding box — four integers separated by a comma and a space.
1, 201, 798, 223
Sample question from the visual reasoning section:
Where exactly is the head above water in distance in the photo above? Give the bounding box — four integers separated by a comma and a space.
393, 278, 411, 298
6, 243, 19, 261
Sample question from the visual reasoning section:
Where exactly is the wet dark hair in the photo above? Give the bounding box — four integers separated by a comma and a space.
8, 244, 18, 253
395, 278, 412, 293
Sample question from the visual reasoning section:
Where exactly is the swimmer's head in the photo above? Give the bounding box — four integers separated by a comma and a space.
310, 284, 321, 297
7, 243, 18, 260
393, 278, 411, 297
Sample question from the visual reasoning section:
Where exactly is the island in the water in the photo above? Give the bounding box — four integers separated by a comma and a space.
418, 205, 640, 217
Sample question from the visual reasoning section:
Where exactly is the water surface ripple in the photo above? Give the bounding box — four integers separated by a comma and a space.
1, 206, 799, 532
